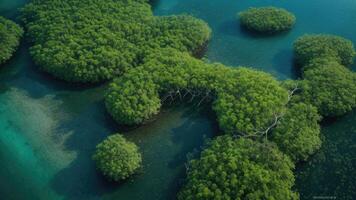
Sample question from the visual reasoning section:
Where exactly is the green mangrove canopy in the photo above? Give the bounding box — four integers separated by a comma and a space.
21, 0, 211, 83
293, 34, 356, 117
103, 33, 356, 198
303, 60, 356, 116
105, 48, 289, 135
0, 16, 23, 65
92, 134, 142, 181
294, 34, 356, 67
178, 136, 299, 200
239, 7, 296, 33
21, 0, 356, 197
271, 102, 321, 162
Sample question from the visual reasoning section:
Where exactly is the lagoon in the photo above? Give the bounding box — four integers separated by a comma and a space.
0, 0, 355, 199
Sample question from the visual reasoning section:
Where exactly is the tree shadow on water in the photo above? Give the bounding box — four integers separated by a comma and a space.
239, 24, 292, 39
272, 49, 299, 80
168, 105, 218, 168
1, 42, 110, 100
217, 19, 291, 43
164, 104, 219, 198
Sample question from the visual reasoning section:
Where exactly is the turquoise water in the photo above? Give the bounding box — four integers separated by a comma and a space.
0, 42, 217, 200
0, 1, 217, 200
154, 0, 356, 78
0, 0, 355, 199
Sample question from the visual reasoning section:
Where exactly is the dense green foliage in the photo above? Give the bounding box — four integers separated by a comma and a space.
21, 0, 211, 82
293, 35, 356, 117
271, 103, 321, 162
294, 34, 356, 66
0, 16, 23, 65
175, 34, 356, 199
21, 0, 356, 197
178, 136, 298, 200
303, 61, 356, 116
105, 48, 288, 135
92, 134, 142, 181
239, 7, 296, 33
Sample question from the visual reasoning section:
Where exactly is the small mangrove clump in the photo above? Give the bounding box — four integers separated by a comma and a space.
92, 134, 142, 181
0, 16, 23, 65
238, 7, 296, 33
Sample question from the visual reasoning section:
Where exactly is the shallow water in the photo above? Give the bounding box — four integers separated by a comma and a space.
0, 41, 217, 200
0, 1, 217, 200
0, 0, 355, 199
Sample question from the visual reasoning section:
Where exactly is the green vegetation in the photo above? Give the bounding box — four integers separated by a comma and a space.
105, 48, 289, 135
21, 0, 211, 83
239, 7, 296, 33
105, 35, 356, 198
303, 61, 356, 117
0, 16, 23, 65
271, 103, 321, 162
178, 136, 298, 200
101, 33, 354, 198
293, 35, 356, 117
21, 0, 356, 197
92, 134, 142, 181
294, 34, 356, 66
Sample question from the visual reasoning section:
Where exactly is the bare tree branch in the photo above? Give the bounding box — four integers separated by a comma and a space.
240, 83, 300, 140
